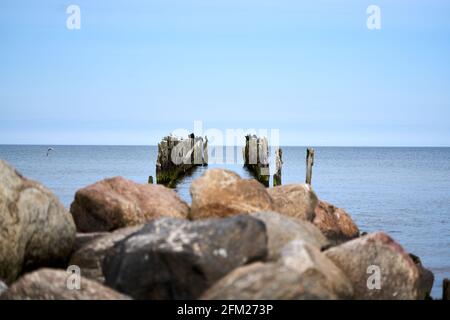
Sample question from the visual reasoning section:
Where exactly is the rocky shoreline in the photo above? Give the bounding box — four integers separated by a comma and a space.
0, 159, 446, 300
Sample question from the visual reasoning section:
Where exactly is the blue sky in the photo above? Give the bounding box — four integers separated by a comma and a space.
1, 0, 449, 146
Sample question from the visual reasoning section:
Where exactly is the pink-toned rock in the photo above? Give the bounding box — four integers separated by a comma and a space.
325, 232, 422, 300
70, 177, 189, 232
313, 200, 359, 245
267, 184, 318, 221
189, 169, 273, 219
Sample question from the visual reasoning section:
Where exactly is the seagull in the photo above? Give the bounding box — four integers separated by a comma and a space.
46, 147, 54, 157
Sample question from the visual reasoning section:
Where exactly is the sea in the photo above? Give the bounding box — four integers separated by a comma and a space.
1, 145, 449, 298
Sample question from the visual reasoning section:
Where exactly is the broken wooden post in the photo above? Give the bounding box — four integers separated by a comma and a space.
273, 147, 282, 186
202, 136, 208, 166
306, 147, 314, 185
156, 133, 207, 187
243, 134, 270, 186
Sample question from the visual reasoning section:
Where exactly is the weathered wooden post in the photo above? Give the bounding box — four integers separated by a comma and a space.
203, 136, 208, 166
148, 176, 153, 184
243, 134, 270, 186
306, 147, 314, 185
273, 147, 282, 186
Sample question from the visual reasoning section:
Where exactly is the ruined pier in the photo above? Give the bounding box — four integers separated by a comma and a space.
156, 134, 208, 187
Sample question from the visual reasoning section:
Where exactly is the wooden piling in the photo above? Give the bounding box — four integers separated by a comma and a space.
306, 147, 314, 185
243, 134, 270, 186
203, 136, 208, 166
273, 147, 282, 186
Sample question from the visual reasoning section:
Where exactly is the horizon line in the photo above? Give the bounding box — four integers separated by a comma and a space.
1, 144, 449, 148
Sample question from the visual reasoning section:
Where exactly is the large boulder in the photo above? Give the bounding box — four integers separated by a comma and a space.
202, 240, 353, 300
70, 176, 189, 232
0, 160, 76, 284
280, 240, 353, 299
103, 215, 268, 299
250, 211, 328, 259
0, 268, 129, 300
267, 184, 318, 221
313, 200, 359, 245
325, 232, 422, 300
201, 262, 338, 300
189, 169, 273, 219
69, 226, 142, 283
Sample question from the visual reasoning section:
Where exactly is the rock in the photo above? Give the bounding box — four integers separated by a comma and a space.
250, 211, 329, 259
73, 232, 108, 253
443, 278, 450, 300
0, 268, 129, 300
69, 226, 142, 283
313, 200, 359, 245
202, 239, 353, 301
280, 240, 353, 299
189, 169, 273, 219
409, 253, 434, 300
0, 281, 7, 296
0, 160, 76, 285
325, 232, 421, 300
267, 184, 318, 222
202, 261, 338, 300
103, 215, 268, 299
70, 176, 189, 232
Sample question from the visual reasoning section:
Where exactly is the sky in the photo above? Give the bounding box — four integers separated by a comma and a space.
1, 0, 449, 146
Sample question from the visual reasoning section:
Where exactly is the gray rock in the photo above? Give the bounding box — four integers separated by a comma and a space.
103, 215, 268, 299
0, 160, 76, 284
201, 262, 337, 300
69, 226, 142, 283
250, 211, 329, 259
280, 240, 353, 299
202, 240, 353, 300
0, 268, 129, 300
325, 232, 422, 300
73, 232, 109, 253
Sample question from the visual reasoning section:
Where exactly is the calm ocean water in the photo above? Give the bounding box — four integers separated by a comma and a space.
1, 145, 449, 298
